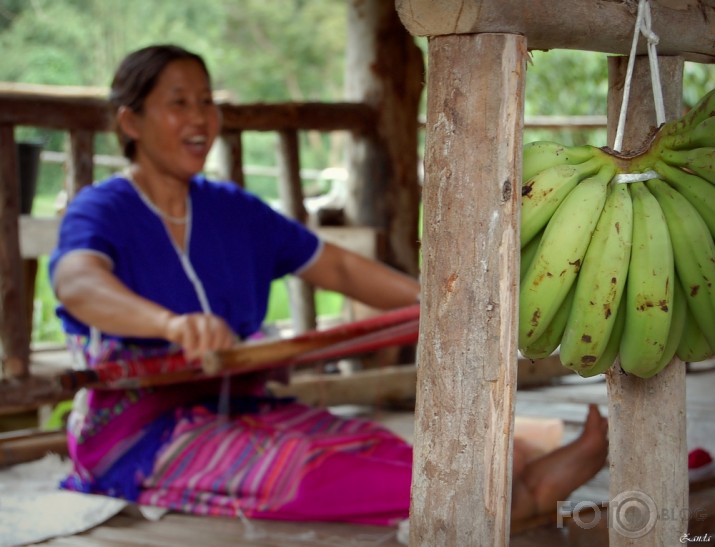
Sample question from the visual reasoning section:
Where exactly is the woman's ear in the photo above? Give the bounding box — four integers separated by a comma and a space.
117, 106, 140, 140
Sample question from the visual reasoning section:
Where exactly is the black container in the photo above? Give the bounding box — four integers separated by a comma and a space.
17, 141, 43, 215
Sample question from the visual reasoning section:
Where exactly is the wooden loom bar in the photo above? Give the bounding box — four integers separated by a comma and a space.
0, 304, 419, 405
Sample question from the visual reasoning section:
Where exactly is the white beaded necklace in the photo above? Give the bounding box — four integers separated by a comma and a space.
124, 170, 190, 225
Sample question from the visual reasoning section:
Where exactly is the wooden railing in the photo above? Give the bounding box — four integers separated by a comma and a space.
0, 83, 380, 381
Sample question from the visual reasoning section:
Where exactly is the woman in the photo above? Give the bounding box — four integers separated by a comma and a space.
51, 44, 607, 526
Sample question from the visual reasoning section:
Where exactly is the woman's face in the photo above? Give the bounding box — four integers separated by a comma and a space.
129, 58, 221, 181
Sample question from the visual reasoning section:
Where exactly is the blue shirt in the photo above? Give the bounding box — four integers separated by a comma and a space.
49, 174, 321, 344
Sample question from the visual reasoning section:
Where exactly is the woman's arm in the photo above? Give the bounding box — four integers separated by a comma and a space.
297, 243, 420, 310
53, 252, 237, 357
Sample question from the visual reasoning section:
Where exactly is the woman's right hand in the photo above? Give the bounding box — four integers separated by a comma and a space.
163, 313, 239, 360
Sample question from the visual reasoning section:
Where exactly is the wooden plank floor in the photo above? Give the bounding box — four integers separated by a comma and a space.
19, 358, 715, 546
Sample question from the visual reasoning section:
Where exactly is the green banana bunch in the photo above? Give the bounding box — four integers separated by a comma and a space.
518, 164, 613, 351
677, 304, 715, 363
522, 141, 599, 182
653, 160, 715, 237
559, 182, 632, 374
514, 87, 715, 378
647, 177, 715, 350
521, 156, 607, 248
660, 147, 715, 185
619, 182, 674, 377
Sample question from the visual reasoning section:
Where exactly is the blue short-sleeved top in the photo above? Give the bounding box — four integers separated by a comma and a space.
49, 174, 322, 344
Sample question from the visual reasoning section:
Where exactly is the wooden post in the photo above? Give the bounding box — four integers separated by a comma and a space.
345, 0, 424, 277
605, 55, 687, 546
0, 125, 30, 378
277, 129, 317, 334
66, 129, 94, 198
222, 132, 245, 188
411, 33, 526, 546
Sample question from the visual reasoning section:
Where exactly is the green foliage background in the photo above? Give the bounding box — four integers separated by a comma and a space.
1, 0, 713, 343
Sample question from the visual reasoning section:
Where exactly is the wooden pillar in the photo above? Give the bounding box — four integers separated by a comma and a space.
277, 129, 317, 333
0, 125, 30, 378
411, 33, 526, 546
344, 0, 424, 277
605, 55, 687, 546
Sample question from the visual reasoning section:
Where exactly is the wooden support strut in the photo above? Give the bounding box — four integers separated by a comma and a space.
0, 125, 30, 379
396, 0, 715, 63
410, 32, 525, 547
605, 55, 688, 547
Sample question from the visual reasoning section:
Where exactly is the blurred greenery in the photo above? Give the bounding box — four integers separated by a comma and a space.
2, 1, 714, 343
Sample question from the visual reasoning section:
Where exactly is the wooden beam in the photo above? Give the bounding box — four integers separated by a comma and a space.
270, 357, 574, 408
411, 33, 525, 546
219, 102, 378, 133
396, 0, 715, 63
345, 0, 424, 277
0, 429, 68, 467
605, 55, 687, 546
269, 365, 417, 408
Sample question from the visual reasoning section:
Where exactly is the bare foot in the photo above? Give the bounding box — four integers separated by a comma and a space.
511, 404, 608, 520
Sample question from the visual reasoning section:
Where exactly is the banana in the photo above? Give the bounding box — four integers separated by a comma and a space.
521, 156, 608, 248
660, 147, 715, 185
522, 141, 599, 182
577, 295, 627, 378
661, 116, 715, 150
653, 160, 715, 238
658, 88, 715, 138
520, 228, 543, 280
518, 164, 613, 351
559, 182, 633, 373
619, 182, 674, 376
521, 284, 575, 360
646, 177, 715, 350
637, 274, 687, 378
677, 304, 715, 363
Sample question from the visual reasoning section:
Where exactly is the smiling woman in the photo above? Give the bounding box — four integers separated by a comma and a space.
48, 44, 422, 525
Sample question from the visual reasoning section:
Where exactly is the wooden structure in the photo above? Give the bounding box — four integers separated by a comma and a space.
397, 0, 714, 546
1, 0, 715, 545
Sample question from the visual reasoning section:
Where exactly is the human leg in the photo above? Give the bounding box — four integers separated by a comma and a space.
511, 404, 608, 520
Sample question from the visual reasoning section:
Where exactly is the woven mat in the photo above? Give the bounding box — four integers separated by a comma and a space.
0, 454, 128, 546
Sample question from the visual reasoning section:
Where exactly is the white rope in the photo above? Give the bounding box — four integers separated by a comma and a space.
613, 0, 666, 152
613, 170, 661, 184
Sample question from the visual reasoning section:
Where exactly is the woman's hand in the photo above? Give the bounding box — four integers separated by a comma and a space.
163, 313, 238, 360
54, 253, 238, 357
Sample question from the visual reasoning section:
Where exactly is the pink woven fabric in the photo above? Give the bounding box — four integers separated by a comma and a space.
138, 402, 412, 525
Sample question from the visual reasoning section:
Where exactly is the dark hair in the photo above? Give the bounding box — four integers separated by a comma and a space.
109, 44, 211, 159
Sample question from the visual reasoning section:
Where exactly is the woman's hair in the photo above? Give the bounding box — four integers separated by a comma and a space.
109, 44, 211, 159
